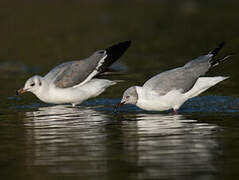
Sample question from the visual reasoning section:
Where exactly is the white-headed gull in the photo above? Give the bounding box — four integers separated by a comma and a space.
17, 41, 131, 106
117, 42, 231, 113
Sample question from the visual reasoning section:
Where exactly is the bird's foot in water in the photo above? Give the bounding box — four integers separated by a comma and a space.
172, 109, 178, 115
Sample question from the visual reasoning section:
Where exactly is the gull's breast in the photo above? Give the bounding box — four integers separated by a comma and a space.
136, 88, 187, 111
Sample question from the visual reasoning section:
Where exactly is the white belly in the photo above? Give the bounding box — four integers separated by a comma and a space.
34, 79, 116, 105
135, 76, 228, 111
136, 88, 187, 111
37, 87, 86, 105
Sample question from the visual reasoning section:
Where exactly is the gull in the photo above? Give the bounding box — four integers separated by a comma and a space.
117, 42, 231, 113
17, 41, 131, 106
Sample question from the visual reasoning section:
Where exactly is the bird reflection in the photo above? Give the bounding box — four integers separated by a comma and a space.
25, 104, 108, 121
24, 105, 111, 174
23, 107, 222, 178
119, 113, 221, 179
134, 113, 197, 135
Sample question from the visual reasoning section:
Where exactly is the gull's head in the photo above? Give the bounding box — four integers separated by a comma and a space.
115, 86, 138, 111
17, 75, 43, 95
121, 86, 138, 105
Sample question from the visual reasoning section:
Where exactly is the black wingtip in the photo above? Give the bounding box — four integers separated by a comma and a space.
105, 40, 131, 56
209, 42, 225, 56
101, 41, 131, 70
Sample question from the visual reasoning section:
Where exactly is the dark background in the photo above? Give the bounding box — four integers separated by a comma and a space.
0, 0, 239, 179
1, 0, 238, 99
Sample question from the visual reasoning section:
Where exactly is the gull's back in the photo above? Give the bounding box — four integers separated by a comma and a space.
143, 54, 217, 95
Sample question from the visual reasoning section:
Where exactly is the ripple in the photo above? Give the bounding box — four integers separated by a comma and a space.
182, 95, 239, 113
113, 96, 239, 113
10, 95, 239, 114
20, 105, 223, 178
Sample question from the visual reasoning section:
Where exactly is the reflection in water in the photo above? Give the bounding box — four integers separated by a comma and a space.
24, 105, 111, 175
24, 107, 221, 179
121, 113, 220, 179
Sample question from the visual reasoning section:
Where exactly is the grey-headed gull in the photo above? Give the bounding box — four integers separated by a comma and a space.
117, 42, 231, 113
17, 41, 131, 106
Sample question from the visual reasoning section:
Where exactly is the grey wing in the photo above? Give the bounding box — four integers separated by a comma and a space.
44, 41, 131, 88
143, 67, 198, 95
184, 42, 228, 77
183, 54, 212, 77
44, 50, 107, 88
143, 42, 228, 95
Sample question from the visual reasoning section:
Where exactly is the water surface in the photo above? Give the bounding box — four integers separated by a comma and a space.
1, 0, 239, 179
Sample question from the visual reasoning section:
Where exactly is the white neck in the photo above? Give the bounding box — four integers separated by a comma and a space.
135, 86, 144, 105
31, 79, 49, 100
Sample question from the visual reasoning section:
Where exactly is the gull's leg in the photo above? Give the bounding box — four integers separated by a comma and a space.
169, 109, 178, 115
172, 109, 178, 115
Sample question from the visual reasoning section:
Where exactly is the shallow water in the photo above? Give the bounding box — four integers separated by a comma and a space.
1, 0, 239, 179
2, 97, 239, 179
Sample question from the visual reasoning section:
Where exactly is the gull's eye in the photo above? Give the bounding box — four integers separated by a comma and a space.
30, 83, 35, 87
126, 95, 130, 99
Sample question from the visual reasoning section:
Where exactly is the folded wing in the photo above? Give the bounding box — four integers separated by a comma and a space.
143, 42, 230, 95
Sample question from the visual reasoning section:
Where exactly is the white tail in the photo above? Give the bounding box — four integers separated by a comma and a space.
184, 76, 229, 99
